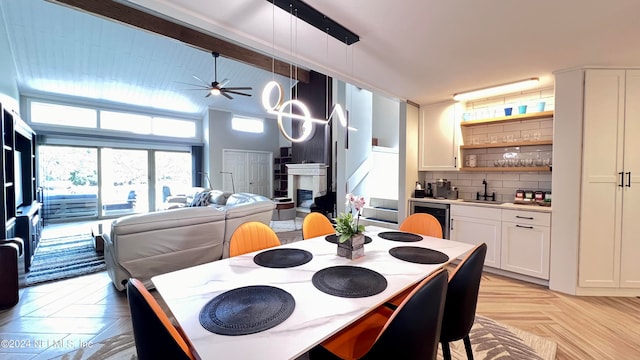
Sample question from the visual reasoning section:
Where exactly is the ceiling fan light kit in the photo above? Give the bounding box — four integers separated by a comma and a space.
186, 51, 253, 100
453, 77, 540, 102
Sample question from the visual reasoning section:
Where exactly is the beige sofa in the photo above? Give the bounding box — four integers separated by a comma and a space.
104, 192, 275, 290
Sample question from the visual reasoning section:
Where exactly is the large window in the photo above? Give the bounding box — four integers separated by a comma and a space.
38, 145, 193, 222
31, 102, 97, 128
29, 101, 198, 138
232, 116, 264, 133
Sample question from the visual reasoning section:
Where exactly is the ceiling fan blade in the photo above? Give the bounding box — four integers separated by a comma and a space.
221, 92, 233, 99
205, 92, 212, 98
219, 78, 230, 88
175, 81, 211, 89
192, 75, 210, 87
223, 87, 252, 91
223, 90, 252, 97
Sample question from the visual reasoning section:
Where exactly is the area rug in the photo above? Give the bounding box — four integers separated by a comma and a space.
53, 315, 556, 360
25, 234, 106, 286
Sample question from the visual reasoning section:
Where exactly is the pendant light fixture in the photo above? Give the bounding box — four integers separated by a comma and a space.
262, 0, 358, 142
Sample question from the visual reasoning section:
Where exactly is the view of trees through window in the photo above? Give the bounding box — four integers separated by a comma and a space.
39, 145, 192, 221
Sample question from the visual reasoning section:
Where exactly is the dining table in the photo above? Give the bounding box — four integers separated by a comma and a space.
151, 225, 474, 360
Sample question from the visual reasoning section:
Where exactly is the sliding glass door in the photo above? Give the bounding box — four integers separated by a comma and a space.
38, 145, 99, 222
38, 145, 193, 222
100, 148, 149, 216
155, 151, 193, 209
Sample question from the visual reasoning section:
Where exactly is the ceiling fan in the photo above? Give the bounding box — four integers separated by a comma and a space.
188, 52, 252, 99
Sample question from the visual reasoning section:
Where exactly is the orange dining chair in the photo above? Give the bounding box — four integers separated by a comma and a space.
399, 213, 443, 238
126, 278, 195, 360
308, 268, 448, 360
229, 221, 281, 257
302, 212, 336, 240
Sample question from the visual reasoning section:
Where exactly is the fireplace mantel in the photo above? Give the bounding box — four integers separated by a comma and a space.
286, 164, 328, 211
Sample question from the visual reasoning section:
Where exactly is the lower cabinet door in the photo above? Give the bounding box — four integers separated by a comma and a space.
501, 223, 550, 279
450, 215, 501, 268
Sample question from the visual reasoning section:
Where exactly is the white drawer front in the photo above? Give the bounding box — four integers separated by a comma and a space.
451, 204, 501, 220
501, 209, 550, 226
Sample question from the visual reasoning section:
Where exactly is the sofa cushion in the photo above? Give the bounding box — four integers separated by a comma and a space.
210, 190, 233, 205
189, 190, 211, 207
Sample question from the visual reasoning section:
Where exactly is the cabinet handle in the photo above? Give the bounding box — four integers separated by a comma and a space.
619, 172, 624, 187
516, 225, 534, 229
515, 216, 534, 220
627, 172, 632, 187
454, 156, 457, 167
450, 218, 454, 231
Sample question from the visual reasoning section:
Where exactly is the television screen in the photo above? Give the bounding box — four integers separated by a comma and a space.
14, 150, 23, 209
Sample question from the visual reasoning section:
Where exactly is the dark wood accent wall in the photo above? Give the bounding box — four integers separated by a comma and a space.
292, 71, 331, 165
291, 71, 332, 192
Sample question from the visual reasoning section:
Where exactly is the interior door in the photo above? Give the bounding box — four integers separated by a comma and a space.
621, 70, 640, 288
579, 69, 625, 288
246, 151, 271, 197
222, 150, 272, 197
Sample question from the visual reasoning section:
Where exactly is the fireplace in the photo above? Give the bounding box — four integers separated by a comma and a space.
286, 163, 328, 212
297, 189, 314, 208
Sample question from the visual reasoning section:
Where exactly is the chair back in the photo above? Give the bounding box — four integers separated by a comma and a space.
399, 213, 443, 238
364, 268, 449, 360
440, 243, 487, 343
229, 221, 281, 257
302, 212, 336, 240
126, 278, 195, 360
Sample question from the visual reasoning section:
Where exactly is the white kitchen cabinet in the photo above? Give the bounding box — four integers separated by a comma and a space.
501, 210, 550, 279
450, 205, 501, 268
578, 69, 640, 289
418, 101, 460, 171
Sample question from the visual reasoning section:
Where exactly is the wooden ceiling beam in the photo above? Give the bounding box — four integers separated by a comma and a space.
47, 0, 310, 83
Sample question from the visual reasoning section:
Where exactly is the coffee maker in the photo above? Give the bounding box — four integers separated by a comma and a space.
431, 179, 458, 200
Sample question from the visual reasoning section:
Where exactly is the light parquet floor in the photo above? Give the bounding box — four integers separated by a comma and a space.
1, 220, 639, 359
475, 272, 640, 360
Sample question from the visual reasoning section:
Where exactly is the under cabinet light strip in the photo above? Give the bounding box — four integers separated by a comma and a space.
453, 78, 539, 101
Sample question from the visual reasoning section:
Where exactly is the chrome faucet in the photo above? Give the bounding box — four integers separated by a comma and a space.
476, 179, 496, 201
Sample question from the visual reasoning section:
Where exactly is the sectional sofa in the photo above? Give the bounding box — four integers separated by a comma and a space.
103, 191, 275, 290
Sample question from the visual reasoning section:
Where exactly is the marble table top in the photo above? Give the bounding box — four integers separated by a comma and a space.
152, 225, 474, 360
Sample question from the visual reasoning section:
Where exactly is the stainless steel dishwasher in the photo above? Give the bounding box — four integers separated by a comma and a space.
409, 200, 451, 239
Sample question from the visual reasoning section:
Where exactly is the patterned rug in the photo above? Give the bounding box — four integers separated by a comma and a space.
52, 315, 556, 360
25, 234, 106, 286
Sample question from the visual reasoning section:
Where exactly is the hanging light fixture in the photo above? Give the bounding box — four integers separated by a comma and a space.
262, 0, 358, 142
453, 78, 540, 102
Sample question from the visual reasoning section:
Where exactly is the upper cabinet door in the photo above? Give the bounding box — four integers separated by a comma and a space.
418, 101, 460, 171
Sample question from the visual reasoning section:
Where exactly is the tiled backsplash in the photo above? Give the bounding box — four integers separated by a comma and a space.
421, 171, 552, 203
421, 87, 554, 203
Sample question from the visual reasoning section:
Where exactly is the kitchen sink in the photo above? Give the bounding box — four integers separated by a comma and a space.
461, 199, 504, 205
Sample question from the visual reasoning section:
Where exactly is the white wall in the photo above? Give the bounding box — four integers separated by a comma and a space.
372, 93, 400, 149
345, 85, 373, 197
0, 6, 19, 111
205, 109, 280, 189
400, 102, 420, 221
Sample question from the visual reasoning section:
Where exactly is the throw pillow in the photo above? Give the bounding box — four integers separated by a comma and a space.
189, 191, 211, 207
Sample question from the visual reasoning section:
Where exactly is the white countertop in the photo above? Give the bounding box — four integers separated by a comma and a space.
152, 226, 474, 360
409, 197, 552, 213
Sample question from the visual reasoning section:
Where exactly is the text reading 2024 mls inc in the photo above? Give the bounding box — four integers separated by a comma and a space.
1, 338, 94, 350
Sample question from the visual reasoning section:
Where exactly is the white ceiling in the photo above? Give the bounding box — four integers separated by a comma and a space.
3, 0, 640, 118
0, 0, 292, 117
